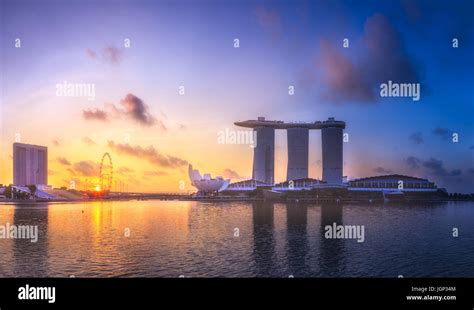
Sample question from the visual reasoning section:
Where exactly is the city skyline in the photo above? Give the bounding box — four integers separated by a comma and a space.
0, 0, 473, 193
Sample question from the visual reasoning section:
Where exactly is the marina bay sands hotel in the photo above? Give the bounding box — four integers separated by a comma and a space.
234, 117, 345, 186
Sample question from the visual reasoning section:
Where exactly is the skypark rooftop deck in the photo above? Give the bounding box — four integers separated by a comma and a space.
234, 117, 346, 129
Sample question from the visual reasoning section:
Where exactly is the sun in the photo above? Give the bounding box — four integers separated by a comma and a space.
94, 184, 101, 192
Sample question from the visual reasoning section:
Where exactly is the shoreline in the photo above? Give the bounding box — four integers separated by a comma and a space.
1, 196, 473, 205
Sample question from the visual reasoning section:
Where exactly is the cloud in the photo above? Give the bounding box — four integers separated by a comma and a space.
373, 167, 393, 174
422, 158, 461, 177
52, 139, 60, 146
317, 40, 374, 102
361, 13, 419, 83
82, 137, 97, 145
116, 166, 134, 175
432, 127, 451, 140
57, 157, 71, 166
82, 94, 164, 128
82, 108, 108, 121
67, 168, 76, 176
85, 48, 97, 59
103, 46, 123, 64
409, 132, 423, 144
468, 168, 474, 174
406, 156, 421, 170
401, 0, 422, 23
72, 161, 100, 177
400, 0, 473, 49
86, 46, 123, 64
222, 168, 245, 180
405, 156, 460, 177
254, 6, 281, 34
314, 13, 420, 103
143, 170, 168, 177
108, 141, 187, 168
120, 94, 157, 127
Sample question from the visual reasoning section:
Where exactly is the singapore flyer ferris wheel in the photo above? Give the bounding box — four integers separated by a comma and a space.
99, 152, 113, 192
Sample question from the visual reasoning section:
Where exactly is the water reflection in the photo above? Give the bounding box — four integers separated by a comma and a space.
319, 203, 345, 276
1, 200, 472, 277
251, 202, 346, 277
252, 201, 275, 277
12, 204, 49, 277
286, 203, 309, 276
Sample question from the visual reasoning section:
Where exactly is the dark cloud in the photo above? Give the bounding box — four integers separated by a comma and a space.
254, 6, 281, 35
222, 168, 245, 180
362, 14, 419, 83
103, 46, 123, 64
82, 137, 97, 145
143, 171, 168, 177
401, 0, 473, 48
468, 168, 474, 174
82, 108, 108, 121
406, 156, 461, 177
423, 158, 461, 177
108, 141, 187, 168
317, 40, 374, 102
116, 166, 134, 175
85, 48, 97, 59
67, 168, 76, 176
314, 13, 421, 104
72, 161, 100, 177
406, 156, 421, 170
57, 157, 71, 166
86, 46, 123, 64
432, 127, 451, 140
409, 132, 423, 144
373, 167, 393, 174
401, 0, 422, 23
120, 94, 158, 127
83, 94, 164, 128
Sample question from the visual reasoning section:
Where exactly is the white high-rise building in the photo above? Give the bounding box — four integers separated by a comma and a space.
321, 123, 343, 185
13, 143, 48, 186
235, 117, 346, 186
252, 126, 275, 184
287, 127, 309, 181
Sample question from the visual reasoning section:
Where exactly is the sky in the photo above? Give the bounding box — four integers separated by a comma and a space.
0, 0, 473, 193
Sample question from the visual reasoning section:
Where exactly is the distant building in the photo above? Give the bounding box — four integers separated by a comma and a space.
274, 178, 326, 190
234, 117, 345, 186
225, 179, 269, 191
225, 178, 334, 192
188, 165, 230, 193
347, 175, 437, 192
13, 143, 48, 186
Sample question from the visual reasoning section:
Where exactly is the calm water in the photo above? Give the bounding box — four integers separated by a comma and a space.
0, 200, 473, 277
